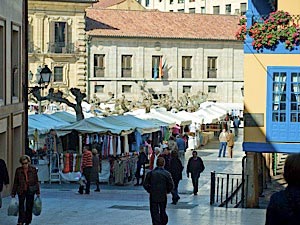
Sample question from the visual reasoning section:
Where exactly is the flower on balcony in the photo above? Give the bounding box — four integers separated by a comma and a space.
235, 16, 247, 41
236, 10, 300, 51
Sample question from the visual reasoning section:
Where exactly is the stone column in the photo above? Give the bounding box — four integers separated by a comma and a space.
34, 13, 45, 52
245, 152, 259, 208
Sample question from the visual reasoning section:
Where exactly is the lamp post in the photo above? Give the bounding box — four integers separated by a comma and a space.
28, 65, 52, 113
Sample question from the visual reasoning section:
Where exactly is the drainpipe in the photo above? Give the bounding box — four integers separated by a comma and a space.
86, 36, 91, 102
24, 0, 29, 150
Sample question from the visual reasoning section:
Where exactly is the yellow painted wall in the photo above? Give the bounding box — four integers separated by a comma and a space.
244, 54, 300, 143
278, 0, 300, 15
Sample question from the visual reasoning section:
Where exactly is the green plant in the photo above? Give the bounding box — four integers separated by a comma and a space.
236, 10, 300, 51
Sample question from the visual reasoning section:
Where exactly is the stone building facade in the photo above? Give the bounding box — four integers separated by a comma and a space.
86, 9, 244, 104
138, 0, 247, 15
28, 0, 96, 99
0, 0, 25, 196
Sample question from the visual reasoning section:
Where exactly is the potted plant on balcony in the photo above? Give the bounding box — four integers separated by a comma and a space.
236, 10, 300, 51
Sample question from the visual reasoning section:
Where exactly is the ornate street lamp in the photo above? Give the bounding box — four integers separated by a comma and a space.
28, 65, 52, 113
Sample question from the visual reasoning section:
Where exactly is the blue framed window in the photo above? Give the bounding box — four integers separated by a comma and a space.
267, 67, 300, 142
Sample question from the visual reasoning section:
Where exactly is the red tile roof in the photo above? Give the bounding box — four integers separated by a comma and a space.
92, 0, 126, 8
86, 9, 241, 40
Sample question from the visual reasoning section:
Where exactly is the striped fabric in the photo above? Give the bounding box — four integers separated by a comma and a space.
81, 150, 93, 169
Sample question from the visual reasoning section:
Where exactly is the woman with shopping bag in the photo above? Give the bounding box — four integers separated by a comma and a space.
11, 155, 40, 225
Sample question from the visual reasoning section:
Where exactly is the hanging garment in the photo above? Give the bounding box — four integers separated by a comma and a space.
63, 153, 70, 173
117, 136, 121, 155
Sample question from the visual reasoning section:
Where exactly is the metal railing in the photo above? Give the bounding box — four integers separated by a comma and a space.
210, 156, 247, 208
47, 42, 76, 54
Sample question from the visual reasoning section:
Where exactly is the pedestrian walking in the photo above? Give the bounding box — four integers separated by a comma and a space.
167, 136, 178, 152
161, 147, 171, 172
176, 134, 186, 162
149, 147, 161, 170
265, 153, 300, 225
186, 151, 205, 195
169, 151, 184, 204
233, 116, 241, 137
218, 129, 228, 157
134, 147, 149, 186
78, 146, 93, 194
11, 155, 40, 225
226, 130, 234, 158
143, 157, 174, 225
91, 148, 101, 192
0, 158, 9, 208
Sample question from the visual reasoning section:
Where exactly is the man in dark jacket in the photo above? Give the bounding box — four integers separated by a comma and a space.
169, 151, 184, 204
0, 158, 9, 208
186, 151, 205, 195
265, 153, 300, 225
143, 157, 174, 225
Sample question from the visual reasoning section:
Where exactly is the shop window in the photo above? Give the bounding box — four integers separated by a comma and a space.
267, 67, 300, 142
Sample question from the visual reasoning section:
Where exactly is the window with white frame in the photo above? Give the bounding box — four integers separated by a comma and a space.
182, 56, 192, 78
189, 8, 195, 13
208, 86, 217, 93
213, 6, 220, 14
95, 85, 104, 93
201, 7, 205, 14
207, 57, 217, 78
11, 25, 20, 102
0, 21, 5, 105
240, 3, 247, 15
225, 4, 231, 14
122, 85, 132, 93
121, 55, 132, 78
94, 54, 105, 77
183, 85, 191, 93
53, 66, 63, 82
267, 67, 300, 142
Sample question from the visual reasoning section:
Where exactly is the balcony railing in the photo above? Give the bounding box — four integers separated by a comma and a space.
94, 67, 105, 77
47, 42, 76, 54
182, 69, 191, 78
208, 69, 217, 78
121, 68, 132, 78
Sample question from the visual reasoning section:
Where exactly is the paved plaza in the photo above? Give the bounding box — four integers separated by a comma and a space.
0, 130, 267, 225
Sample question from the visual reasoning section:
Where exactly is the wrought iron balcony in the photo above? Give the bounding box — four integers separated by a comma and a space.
47, 42, 76, 54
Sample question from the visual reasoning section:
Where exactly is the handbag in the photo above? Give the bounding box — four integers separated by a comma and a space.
33, 196, 42, 216
7, 198, 18, 216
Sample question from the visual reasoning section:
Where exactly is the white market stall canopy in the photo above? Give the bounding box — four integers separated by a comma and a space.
101, 115, 161, 135
150, 108, 192, 126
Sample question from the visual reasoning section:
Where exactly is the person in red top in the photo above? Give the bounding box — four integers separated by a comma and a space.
11, 155, 40, 225
78, 146, 93, 194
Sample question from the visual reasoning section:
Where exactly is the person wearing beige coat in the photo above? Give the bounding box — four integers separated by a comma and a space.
226, 130, 235, 158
